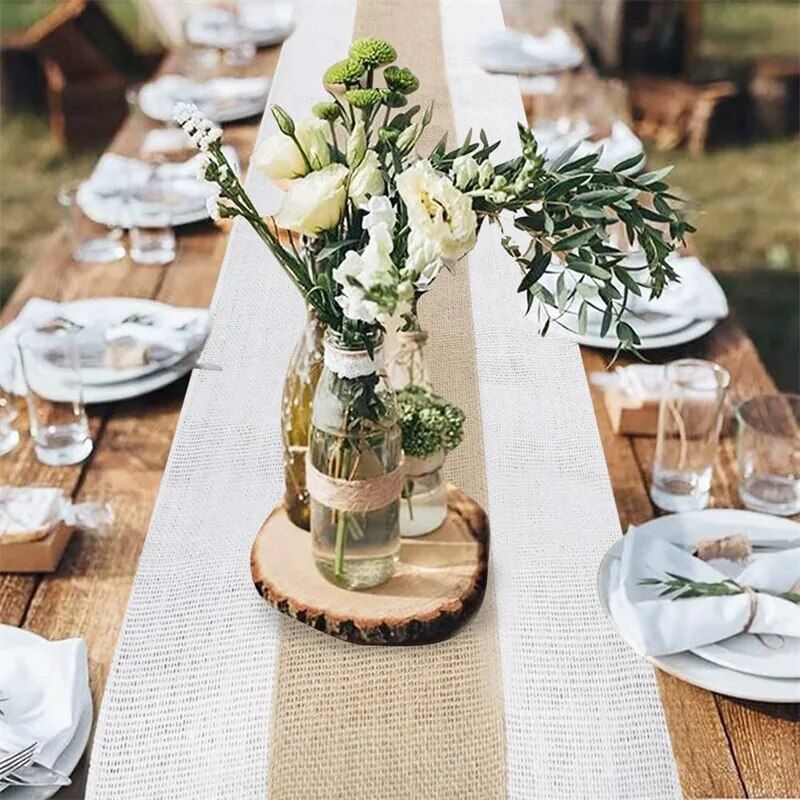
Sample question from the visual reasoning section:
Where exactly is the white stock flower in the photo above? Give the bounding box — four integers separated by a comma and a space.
173, 103, 221, 152
396, 160, 477, 263
405, 229, 442, 291
275, 164, 347, 236
348, 150, 385, 209
363, 195, 396, 233
452, 155, 479, 189
253, 118, 330, 182
477, 159, 494, 188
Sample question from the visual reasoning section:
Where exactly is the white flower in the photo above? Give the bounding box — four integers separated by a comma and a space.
396, 160, 477, 263
195, 153, 213, 181
275, 164, 347, 236
173, 103, 222, 152
348, 150, 385, 209
363, 195, 396, 233
253, 118, 330, 182
206, 187, 222, 222
405, 229, 442, 290
452, 155, 479, 189
478, 159, 494, 188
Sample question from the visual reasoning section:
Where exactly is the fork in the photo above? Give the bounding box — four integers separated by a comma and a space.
0, 742, 37, 780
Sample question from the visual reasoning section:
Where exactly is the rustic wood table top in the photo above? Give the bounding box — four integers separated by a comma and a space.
0, 48, 797, 799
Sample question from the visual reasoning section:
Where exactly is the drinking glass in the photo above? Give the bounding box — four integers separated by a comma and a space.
651, 359, 730, 512
736, 393, 800, 516
58, 180, 125, 264
17, 329, 93, 466
130, 205, 177, 266
0, 389, 20, 456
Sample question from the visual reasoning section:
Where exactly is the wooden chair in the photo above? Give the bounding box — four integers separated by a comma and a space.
628, 75, 736, 155
0, 0, 157, 149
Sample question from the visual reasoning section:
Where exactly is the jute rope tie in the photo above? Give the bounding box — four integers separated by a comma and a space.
305, 455, 405, 513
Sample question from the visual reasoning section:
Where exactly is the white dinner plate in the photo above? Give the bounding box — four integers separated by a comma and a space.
552, 316, 716, 351
694, 633, 800, 680
185, 4, 295, 48
597, 509, 800, 702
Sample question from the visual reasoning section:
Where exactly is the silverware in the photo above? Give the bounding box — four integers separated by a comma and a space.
0, 742, 37, 780
2, 761, 71, 788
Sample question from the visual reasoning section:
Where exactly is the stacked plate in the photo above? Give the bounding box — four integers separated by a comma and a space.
184, 3, 295, 48
475, 27, 584, 75
138, 75, 271, 124
598, 510, 800, 703
0, 298, 210, 405
0, 626, 92, 799
547, 255, 728, 350
76, 148, 239, 229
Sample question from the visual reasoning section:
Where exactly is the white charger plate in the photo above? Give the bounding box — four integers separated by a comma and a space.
597, 509, 800, 702
696, 633, 799, 680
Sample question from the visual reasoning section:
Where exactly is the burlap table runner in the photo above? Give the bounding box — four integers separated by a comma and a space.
87, 3, 681, 798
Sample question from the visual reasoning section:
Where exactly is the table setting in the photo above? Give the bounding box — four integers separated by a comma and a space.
0, 625, 92, 797
2, 1, 798, 799
474, 26, 584, 75
183, 2, 295, 49
138, 74, 271, 124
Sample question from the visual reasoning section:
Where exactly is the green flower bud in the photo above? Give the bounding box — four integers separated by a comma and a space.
383, 66, 419, 94
312, 101, 341, 121
378, 127, 400, 145
345, 88, 382, 109
349, 38, 396, 68
383, 90, 408, 108
478, 159, 494, 188
346, 120, 367, 169
323, 58, 365, 88
270, 104, 295, 136
396, 120, 421, 154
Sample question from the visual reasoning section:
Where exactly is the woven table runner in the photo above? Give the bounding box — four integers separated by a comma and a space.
87, 2, 681, 798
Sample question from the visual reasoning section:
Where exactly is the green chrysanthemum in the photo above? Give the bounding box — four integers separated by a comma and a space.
323, 58, 365, 87
396, 386, 465, 458
349, 38, 396, 68
312, 101, 342, 121
345, 88, 382, 109
382, 90, 408, 108
384, 66, 419, 94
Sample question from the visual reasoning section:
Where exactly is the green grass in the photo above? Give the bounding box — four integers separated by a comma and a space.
699, 0, 800, 62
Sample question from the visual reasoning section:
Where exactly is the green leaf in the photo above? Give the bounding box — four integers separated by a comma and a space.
562, 152, 601, 172
637, 166, 674, 186
572, 205, 607, 220
614, 267, 643, 296
553, 227, 597, 251
575, 282, 598, 299
612, 152, 645, 173
566, 258, 612, 280
577, 301, 588, 334
571, 188, 628, 205
600, 305, 613, 337
616, 320, 641, 345
545, 174, 590, 198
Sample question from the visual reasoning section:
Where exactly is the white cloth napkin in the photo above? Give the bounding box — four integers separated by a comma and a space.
475, 27, 584, 74
105, 316, 209, 359
0, 626, 91, 770
185, 3, 294, 46
0, 298, 210, 395
609, 525, 800, 656
0, 487, 63, 541
533, 119, 644, 173
77, 149, 238, 228
138, 75, 270, 122
139, 128, 195, 158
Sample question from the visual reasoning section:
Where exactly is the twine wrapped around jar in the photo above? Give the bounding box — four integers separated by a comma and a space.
305, 455, 405, 513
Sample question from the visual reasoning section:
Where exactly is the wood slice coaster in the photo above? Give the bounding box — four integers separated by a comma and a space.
251, 486, 489, 645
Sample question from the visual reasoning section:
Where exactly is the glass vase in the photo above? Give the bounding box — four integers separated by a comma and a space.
281, 307, 324, 530
389, 329, 449, 537
308, 331, 403, 589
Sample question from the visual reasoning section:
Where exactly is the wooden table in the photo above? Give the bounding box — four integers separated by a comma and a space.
1, 47, 798, 800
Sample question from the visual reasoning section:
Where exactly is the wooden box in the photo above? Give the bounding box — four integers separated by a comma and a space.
0, 524, 74, 573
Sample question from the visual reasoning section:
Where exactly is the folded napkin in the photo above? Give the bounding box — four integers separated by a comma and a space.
0, 298, 210, 395
77, 149, 238, 228
590, 364, 666, 403
476, 27, 584, 74
609, 524, 800, 656
0, 626, 91, 770
185, 3, 294, 46
138, 74, 270, 122
140, 128, 195, 159
534, 120, 644, 173
104, 315, 209, 365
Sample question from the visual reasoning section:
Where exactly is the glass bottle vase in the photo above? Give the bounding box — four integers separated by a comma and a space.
308, 331, 402, 589
388, 329, 449, 537
281, 307, 324, 530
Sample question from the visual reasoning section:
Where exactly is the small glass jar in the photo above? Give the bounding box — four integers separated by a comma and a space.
281, 307, 324, 529
308, 330, 402, 589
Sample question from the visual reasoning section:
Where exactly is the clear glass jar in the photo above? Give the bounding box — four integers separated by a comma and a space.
281, 308, 324, 530
389, 329, 449, 537
309, 330, 402, 589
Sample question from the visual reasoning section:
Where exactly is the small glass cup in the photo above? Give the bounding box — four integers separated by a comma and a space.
0, 389, 20, 456
736, 393, 800, 516
17, 329, 93, 466
651, 359, 730, 512
129, 204, 177, 266
58, 180, 126, 264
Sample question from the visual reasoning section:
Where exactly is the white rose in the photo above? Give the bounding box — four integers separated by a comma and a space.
452, 155, 479, 189
253, 118, 330, 182
349, 151, 385, 209
276, 164, 347, 236
396, 160, 477, 263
